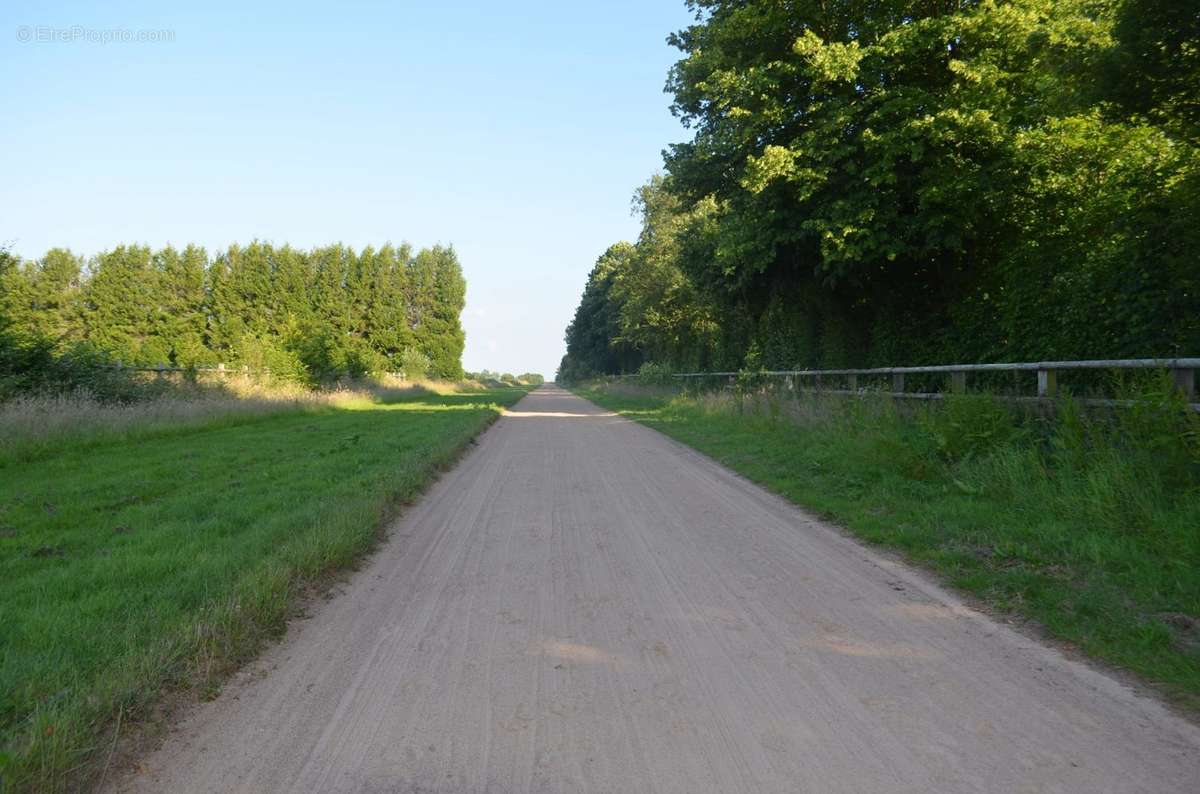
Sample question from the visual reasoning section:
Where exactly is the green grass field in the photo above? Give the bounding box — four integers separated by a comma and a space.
577, 383, 1200, 711
0, 385, 528, 791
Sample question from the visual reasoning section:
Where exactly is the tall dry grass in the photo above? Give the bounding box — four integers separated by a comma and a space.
0, 374, 473, 466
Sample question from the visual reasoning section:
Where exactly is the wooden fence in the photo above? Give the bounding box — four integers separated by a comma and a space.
617, 358, 1200, 409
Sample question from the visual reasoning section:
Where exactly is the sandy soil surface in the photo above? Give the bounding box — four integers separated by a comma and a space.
111, 385, 1200, 793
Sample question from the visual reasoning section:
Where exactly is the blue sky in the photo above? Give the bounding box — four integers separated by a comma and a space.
1, 1, 695, 378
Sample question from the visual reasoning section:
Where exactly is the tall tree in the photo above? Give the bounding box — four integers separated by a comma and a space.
657, 0, 1197, 366
0, 253, 34, 348
305, 244, 356, 375
0, 250, 24, 372
27, 249, 84, 349
361, 243, 415, 363
270, 244, 315, 347
410, 246, 466, 380
560, 243, 638, 380
561, 0, 1199, 376
611, 178, 720, 369
209, 242, 276, 351
1103, 0, 1200, 141
83, 245, 165, 364
154, 245, 210, 365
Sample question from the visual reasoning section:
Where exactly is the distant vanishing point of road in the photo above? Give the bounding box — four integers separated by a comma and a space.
114, 385, 1200, 793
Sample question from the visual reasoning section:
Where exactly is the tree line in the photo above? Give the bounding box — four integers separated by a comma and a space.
468, 370, 545, 386
0, 241, 467, 392
560, 0, 1199, 381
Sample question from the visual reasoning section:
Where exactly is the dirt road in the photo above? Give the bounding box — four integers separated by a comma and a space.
116, 385, 1200, 793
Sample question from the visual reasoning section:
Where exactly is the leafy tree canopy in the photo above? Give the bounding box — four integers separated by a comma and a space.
560, 0, 1199, 380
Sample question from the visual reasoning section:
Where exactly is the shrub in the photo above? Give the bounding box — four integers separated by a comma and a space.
341, 342, 389, 379
921, 393, 1023, 463
235, 335, 309, 384
734, 366, 771, 393
0, 337, 163, 403
398, 348, 431, 380
637, 361, 675, 386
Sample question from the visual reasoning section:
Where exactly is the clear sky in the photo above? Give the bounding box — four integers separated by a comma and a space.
1, 1, 695, 378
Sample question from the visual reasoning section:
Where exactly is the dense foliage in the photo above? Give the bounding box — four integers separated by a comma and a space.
0, 242, 467, 394
467, 370, 545, 386
560, 0, 1200, 380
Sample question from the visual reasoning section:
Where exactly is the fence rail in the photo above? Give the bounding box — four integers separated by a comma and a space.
615, 357, 1200, 407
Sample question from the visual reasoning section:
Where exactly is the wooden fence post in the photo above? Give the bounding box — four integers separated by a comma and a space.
1037, 368, 1058, 398
1172, 367, 1195, 400
847, 373, 857, 391
949, 370, 966, 394
891, 372, 905, 394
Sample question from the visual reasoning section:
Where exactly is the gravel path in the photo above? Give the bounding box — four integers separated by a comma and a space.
114, 385, 1200, 793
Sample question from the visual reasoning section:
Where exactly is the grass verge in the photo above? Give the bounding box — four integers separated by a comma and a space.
576, 382, 1200, 710
0, 384, 530, 791
0, 375, 466, 466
